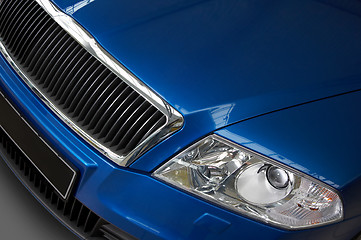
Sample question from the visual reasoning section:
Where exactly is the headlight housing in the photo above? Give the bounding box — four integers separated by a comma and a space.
153, 135, 343, 229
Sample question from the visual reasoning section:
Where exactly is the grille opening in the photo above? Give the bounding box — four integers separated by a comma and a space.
0, 127, 137, 240
0, 0, 167, 161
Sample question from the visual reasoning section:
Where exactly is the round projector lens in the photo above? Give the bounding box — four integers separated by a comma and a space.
266, 166, 289, 189
236, 163, 293, 205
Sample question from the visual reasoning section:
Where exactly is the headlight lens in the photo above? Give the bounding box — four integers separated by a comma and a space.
153, 135, 343, 229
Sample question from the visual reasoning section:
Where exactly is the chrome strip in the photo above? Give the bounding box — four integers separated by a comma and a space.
0, 0, 184, 167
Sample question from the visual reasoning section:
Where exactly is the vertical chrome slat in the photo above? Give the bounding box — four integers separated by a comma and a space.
38, 35, 72, 83
56, 53, 93, 103
23, 21, 57, 68
79, 70, 113, 124
70, 65, 107, 117
139, 114, 167, 144
2, 1, 31, 40
97, 89, 136, 139
0, 0, 9, 13
64, 59, 101, 110
76, 68, 111, 122
13, 7, 45, 57
50, 47, 88, 97
18, 15, 51, 63
31, 27, 64, 77
7, 2, 38, 50
28, 25, 62, 74
83, 75, 120, 127
35, 32, 68, 80
43, 41, 79, 88
88, 80, 127, 132
124, 107, 158, 152
109, 99, 148, 148
105, 95, 143, 144
5, 1, 35, 47
118, 103, 153, 152
72, 67, 109, 118
0, 0, 22, 35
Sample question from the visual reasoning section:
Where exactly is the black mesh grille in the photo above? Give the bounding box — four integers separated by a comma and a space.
0, 0, 167, 157
0, 127, 137, 240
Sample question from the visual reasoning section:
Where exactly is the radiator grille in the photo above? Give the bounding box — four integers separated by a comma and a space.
0, 0, 169, 162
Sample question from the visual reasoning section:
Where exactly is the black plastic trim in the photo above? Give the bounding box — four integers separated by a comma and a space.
0, 90, 77, 199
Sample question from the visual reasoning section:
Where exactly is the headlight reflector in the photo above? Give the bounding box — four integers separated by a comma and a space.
153, 135, 343, 229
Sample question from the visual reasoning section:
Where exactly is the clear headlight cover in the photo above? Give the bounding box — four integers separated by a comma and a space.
153, 135, 343, 229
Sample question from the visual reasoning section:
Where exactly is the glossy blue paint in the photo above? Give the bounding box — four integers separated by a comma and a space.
51, 0, 361, 171
0, 0, 360, 239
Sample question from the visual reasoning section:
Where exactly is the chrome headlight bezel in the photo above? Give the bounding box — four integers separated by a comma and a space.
152, 134, 343, 230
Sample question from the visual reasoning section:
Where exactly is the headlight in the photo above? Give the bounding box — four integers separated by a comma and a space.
153, 135, 343, 229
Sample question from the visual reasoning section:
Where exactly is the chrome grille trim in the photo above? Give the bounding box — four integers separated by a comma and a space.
0, 0, 184, 167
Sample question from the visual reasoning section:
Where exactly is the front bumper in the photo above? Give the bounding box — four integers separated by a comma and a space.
0, 51, 360, 240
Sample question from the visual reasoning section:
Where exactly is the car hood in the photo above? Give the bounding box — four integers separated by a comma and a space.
51, 0, 361, 129
217, 90, 361, 219
217, 90, 361, 190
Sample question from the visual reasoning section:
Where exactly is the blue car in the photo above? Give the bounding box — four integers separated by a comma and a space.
0, 0, 361, 239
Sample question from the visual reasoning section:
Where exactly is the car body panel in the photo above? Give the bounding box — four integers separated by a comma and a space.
1, 0, 361, 239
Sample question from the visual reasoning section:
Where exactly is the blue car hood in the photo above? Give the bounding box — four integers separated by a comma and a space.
51, 0, 361, 129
